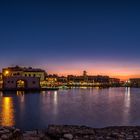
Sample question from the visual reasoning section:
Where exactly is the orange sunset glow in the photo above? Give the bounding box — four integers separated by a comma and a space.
41, 61, 140, 80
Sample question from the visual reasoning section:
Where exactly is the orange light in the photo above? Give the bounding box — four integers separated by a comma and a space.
4, 70, 10, 76
0, 97, 15, 126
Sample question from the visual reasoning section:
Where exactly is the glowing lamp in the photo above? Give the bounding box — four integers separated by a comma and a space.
4, 70, 10, 76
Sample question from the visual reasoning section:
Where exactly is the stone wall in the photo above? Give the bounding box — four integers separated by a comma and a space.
3, 77, 40, 89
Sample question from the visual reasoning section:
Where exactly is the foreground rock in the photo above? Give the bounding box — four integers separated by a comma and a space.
2, 125, 140, 139
46, 125, 140, 140
0, 126, 22, 139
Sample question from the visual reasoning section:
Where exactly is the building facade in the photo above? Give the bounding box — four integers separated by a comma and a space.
2, 66, 46, 81
3, 77, 40, 89
2, 66, 46, 89
129, 78, 140, 87
67, 75, 110, 85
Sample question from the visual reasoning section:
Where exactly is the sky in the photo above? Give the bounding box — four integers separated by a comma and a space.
0, 0, 140, 80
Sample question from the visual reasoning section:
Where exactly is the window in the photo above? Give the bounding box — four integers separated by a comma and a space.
32, 81, 36, 84
25, 74, 27, 77
29, 74, 31, 77
33, 74, 36, 77
17, 80, 25, 88
11, 81, 14, 83
7, 81, 10, 83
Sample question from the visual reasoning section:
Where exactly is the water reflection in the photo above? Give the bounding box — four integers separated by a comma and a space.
17, 91, 24, 96
41, 91, 46, 97
125, 87, 131, 108
53, 91, 58, 115
54, 91, 58, 105
17, 91, 25, 103
0, 97, 15, 126
0, 88, 139, 130
123, 87, 131, 124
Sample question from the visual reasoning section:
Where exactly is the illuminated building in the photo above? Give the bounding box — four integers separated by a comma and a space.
0, 73, 3, 88
57, 76, 67, 85
2, 66, 47, 89
46, 74, 58, 87
129, 78, 140, 87
0, 73, 2, 81
2, 66, 46, 81
67, 75, 110, 85
109, 78, 120, 86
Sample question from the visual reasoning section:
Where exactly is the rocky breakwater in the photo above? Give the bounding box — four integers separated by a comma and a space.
0, 126, 22, 140
2, 125, 140, 139
46, 125, 140, 140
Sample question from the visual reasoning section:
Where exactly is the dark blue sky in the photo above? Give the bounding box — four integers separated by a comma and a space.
0, 0, 140, 79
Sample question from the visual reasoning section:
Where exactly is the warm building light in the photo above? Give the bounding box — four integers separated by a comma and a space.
5, 70, 9, 76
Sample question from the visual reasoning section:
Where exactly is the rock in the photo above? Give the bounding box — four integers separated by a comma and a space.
1, 125, 140, 140
135, 135, 139, 138
0, 131, 5, 135
7, 133, 13, 138
59, 138, 66, 140
2, 129, 10, 134
84, 135, 89, 138
1, 134, 8, 140
14, 128, 20, 133
63, 133, 73, 140
7, 127, 15, 132
25, 130, 37, 134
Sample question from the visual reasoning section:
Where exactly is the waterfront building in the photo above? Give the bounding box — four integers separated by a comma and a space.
3, 77, 41, 89
46, 74, 58, 87
0, 73, 2, 88
67, 74, 110, 86
2, 66, 46, 89
129, 78, 140, 87
89, 75, 109, 84
2, 66, 46, 81
57, 76, 67, 85
109, 78, 120, 86
0, 73, 2, 81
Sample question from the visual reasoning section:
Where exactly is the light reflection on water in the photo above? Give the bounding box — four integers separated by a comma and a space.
0, 97, 15, 126
121, 87, 131, 124
125, 87, 131, 108
53, 91, 58, 115
0, 88, 140, 130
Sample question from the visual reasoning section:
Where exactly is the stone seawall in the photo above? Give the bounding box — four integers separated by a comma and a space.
1, 125, 140, 140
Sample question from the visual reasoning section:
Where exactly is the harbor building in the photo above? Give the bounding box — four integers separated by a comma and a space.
129, 78, 140, 87
0, 73, 2, 88
2, 66, 46, 90
67, 75, 110, 86
46, 74, 58, 87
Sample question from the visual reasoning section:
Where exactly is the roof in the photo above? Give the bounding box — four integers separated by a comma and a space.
3, 66, 45, 72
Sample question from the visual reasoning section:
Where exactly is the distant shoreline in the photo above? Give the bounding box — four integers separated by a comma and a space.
0, 86, 140, 92
0, 87, 59, 91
